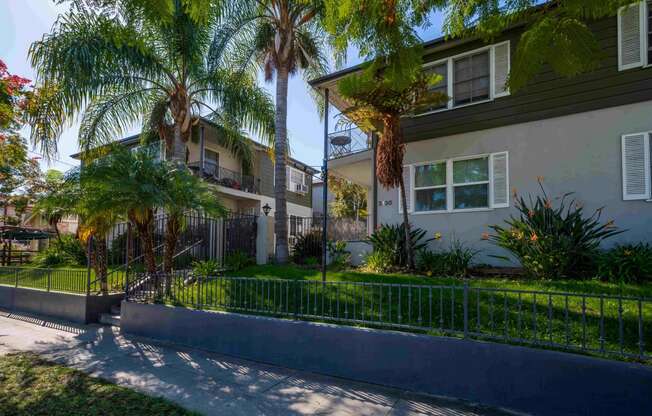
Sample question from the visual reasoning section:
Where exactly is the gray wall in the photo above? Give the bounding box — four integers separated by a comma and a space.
121, 302, 652, 416
257, 150, 313, 208
377, 100, 652, 265
0, 285, 122, 323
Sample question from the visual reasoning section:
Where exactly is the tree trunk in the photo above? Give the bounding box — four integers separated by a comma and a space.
398, 174, 415, 270
274, 65, 290, 263
163, 214, 181, 295
133, 212, 157, 275
168, 123, 186, 164
94, 237, 108, 295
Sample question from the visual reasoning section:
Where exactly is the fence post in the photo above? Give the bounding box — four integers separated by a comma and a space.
124, 224, 131, 299
47, 268, 51, 292
463, 281, 469, 339
86, 236, 93, 296
14, 267, 18, 288
196, 273, 202, 310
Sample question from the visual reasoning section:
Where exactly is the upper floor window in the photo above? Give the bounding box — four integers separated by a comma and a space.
286, 166, 308, 194
453, 51, 490, 106
416, 41, 510, 116
618, 1, 652, 70
400, 152, 509, 214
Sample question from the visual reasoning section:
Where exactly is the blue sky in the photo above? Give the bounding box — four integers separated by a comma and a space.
1, 1, 444, 173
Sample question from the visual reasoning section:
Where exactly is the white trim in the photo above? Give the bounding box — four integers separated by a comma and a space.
413, 41, 510, 117
618, 1, 646, 71
621, 131, 651, 200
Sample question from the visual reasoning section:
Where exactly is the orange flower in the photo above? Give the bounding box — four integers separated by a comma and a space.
537, 176, 544, 183
530, 233, 538, 242
512, 187, 518, 198
544, 199, 552, 209
481, 232, 490, 240
528, 209, 535, 218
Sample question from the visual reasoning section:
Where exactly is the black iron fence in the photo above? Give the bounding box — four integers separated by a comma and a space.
328, 127, 371, 159
287, 215, 367, 257
0, 266, 91, 294
127, 272, 652, 361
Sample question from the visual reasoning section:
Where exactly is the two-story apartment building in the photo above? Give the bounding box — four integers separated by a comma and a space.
73, 118, 317, 220
310, 2, 652, 264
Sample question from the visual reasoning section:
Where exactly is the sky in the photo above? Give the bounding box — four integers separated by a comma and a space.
1, 1, 444, 174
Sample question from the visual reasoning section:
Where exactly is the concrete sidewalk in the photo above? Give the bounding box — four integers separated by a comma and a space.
0, 311, 515, 416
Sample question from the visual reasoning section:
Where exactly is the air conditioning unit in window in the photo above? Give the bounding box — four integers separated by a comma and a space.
294, 183, 308, 194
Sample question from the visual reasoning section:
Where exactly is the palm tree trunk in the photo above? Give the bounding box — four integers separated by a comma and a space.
398, 174, 415, 270
133, 212, 157, 275
163, 214, 180, 295
94, 237, 108, 295
274, 65, 290, 263
169, 123, 186, 164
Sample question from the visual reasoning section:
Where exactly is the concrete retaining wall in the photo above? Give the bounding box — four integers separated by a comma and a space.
344, 240, 372, 266
0, 285, 122, 324
121, 301, 652, 416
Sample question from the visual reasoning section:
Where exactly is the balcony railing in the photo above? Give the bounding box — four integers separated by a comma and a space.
328, 127, 371, 159
188, 161, 260, 194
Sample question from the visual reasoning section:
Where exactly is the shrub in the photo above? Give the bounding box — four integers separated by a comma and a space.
360, 251, 393, 273
33, 235, 87, 267
303, 256, 319, 267
597, 243, 652, 283
327, 240, 351, 270
369, 224, 432, 269
224, 250, 255, 271
417, 239, 478, 277
292, 230, 323, 264
191, 259, 221, 276
489, 184, 622, 279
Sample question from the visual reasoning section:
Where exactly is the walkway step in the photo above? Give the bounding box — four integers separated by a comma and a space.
99, 313, 121, 327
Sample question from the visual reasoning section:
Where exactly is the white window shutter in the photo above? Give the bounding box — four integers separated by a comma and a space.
622, 133, 651, 200
285, 166, 290, 190
491, 152, 509, 208
493, 42, 510, 97
398, 165, 412, 213
618, 2, 644, 70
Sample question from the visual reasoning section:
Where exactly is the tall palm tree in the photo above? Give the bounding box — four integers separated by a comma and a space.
220, 0, 328, 263
28, 0, 275, 164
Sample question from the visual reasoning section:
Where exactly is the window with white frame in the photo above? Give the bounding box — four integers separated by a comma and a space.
416, 41, 510, 115
286, 166, 308, 194
400, 152, 509, 213
618, 1, 652, 70
621, 132, 652, 200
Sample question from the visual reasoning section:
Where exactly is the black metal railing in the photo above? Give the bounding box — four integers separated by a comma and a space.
127, 273, 652, 361
287, 216, 368, 254
188, 161, 260, 194
328, 127, 371, 159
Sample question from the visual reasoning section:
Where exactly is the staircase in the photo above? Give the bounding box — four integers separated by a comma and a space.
99, 304, 121, 327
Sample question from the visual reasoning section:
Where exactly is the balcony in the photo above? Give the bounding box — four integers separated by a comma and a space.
328, 127, 371, 159
188, 161, 260, 194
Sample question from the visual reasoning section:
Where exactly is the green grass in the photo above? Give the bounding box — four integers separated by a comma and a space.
0, 265, 126, 294
160, 264, 652, 363
0, 353, 198, 416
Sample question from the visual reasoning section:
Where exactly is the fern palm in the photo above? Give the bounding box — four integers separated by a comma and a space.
218, 0, 329, 263
28, 0, 275, 165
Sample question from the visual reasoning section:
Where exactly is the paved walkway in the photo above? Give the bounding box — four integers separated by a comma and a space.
0, 311, 516, 416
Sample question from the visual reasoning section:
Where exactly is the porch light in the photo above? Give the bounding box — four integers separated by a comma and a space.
262, 203, 272, 216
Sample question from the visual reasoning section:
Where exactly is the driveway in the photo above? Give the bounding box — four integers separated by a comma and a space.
0, 310, 517, 416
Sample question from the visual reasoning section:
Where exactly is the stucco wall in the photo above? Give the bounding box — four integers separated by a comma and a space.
121, 301, 652, 416
377, 101, 652, 265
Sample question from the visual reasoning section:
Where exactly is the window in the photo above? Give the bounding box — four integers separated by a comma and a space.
423, 63, 449, 111
453, 51, 490, 106
622, 132, 652, 200
401, 152, 509, 214
453, 157, 489, 209
415, 41, 510, 115
414, 162, 447, 212
204, 149, 219, 174
287, 166, 308, 194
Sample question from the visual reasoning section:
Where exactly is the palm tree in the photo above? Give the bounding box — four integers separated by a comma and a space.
33, 170, 68, 241
79, 146, 167, 275
28, 0, 275, 164
221, 0, 328, 263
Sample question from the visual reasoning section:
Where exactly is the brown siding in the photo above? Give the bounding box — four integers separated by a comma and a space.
403, 17, 652, 142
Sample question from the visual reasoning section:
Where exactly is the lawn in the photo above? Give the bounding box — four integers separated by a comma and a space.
0, 353, 197, 416
157, 264, 652, 362
0, 265, 126, 294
